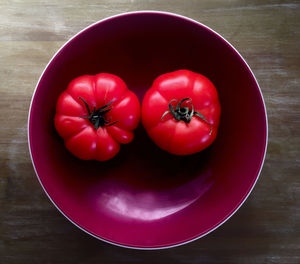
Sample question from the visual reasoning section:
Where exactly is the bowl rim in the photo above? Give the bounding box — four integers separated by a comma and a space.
27, 10, 268, 250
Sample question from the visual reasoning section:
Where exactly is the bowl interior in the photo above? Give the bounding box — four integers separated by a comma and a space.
29, 12, 267, 248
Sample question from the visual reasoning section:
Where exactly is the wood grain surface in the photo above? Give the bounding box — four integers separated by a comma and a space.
1, 0, 299, 263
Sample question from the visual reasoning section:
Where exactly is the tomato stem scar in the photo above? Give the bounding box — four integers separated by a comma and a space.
78, 97, 119, 129
161, 97, 212, 135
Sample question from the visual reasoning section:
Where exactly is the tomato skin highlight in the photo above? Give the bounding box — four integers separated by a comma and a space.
141, 69, 221, 155
55, 73, 140, 161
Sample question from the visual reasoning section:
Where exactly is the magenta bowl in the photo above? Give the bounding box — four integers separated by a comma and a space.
28, 11, 267, 249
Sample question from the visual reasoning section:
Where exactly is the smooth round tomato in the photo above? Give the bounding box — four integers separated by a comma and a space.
55, 73, 140, 161
141, 69, 221, 155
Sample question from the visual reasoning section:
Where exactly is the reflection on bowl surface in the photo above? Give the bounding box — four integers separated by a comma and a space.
28, 11, 267, 249
92, 166, 213, 221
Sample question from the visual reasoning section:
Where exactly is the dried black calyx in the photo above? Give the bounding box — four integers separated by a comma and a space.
78, 97, 118, 129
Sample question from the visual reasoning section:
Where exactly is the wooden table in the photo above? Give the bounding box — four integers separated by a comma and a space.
1, 0, 299, 263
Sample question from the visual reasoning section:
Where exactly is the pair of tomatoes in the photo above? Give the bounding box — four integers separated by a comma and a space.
55, 70, 221, 161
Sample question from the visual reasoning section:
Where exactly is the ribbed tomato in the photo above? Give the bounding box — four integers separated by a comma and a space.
55, 73, 140, 161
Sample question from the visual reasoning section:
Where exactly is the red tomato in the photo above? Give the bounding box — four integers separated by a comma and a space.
55, 73, 140, 161
141, 69, 221, 155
